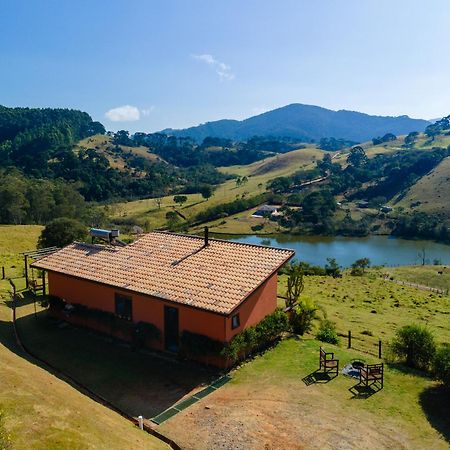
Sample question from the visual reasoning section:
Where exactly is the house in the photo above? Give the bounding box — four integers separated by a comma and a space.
357, 200, 369, 209
252, 204, 279, 218
380, 205, 393, 213
31, 230, 294, 367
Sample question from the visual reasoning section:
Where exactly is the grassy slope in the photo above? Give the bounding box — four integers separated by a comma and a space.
0, 226, 167, 450
77, 135, 162, 170
106, 131, 449, 233
396, 156, 450, 217
385, 265, 450, 292
110, 147, 325, 229
278, 270, 450, 355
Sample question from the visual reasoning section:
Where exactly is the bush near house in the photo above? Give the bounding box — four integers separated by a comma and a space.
316, 319, 339, 344
390, 324, 436, 370
222, 309, 289, 362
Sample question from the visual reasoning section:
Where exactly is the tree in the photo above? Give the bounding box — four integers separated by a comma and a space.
325, 257, 341, 277
285, 264, 304, 308
173, 195, 187, 206
199, 184, 213, 200
347, 146, 368, 168
38, 217, 87, 248
418, 247, 427, 266
350, 257, 371, 275
404, 131, 419, 148
390, 324, 436, 370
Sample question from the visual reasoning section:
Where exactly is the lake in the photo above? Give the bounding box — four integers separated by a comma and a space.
225, 234, 450, 267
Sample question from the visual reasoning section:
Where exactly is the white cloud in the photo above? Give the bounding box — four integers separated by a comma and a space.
192, 54, 235, 81
105, 105, 141, 122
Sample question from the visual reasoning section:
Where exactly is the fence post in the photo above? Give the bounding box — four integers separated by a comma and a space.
1, 266, 4, 280
378, 340, 382, 359
348, 330, 352, 349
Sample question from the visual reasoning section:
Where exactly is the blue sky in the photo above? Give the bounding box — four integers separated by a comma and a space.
1, 0, 450, 132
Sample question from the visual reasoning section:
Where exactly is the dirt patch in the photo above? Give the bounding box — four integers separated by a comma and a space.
160, 383, 409, 450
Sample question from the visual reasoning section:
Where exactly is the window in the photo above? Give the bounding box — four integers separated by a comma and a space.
115, 293, 132, 320
231, 313, 240, 329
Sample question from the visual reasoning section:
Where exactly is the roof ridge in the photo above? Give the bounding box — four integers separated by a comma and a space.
152, 230, 295, 253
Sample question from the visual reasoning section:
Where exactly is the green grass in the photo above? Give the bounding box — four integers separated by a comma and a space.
0, 225, 43, 282
160, 339, 449, 449
385, 265, 450, 292
279, 270, 450, 355
395, 156, 450, 217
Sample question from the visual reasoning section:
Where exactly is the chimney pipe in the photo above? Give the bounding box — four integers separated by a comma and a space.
204, 226, 209, 247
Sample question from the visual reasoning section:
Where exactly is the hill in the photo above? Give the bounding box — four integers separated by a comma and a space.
395, 156, 450, 218
162, 103, 429, 142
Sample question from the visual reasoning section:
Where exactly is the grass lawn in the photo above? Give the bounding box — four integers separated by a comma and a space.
160, 338, 449, 449
278, 271, 450, 355
0, 225, 43, 279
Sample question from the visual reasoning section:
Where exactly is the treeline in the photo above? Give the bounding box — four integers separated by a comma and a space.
0, 106, 105, 175
193, 193, 268, 224
0, 170, 105, 225
392, 212, 450, 242
115, 130, 302, 167
319, 137, 357, 151
0, 107, 230, 219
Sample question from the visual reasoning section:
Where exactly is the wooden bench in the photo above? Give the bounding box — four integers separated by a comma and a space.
359, 363, 384, 389
319, 346, 339, 377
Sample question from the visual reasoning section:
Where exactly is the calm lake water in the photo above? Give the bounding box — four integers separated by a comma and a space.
225, 235, 450, 267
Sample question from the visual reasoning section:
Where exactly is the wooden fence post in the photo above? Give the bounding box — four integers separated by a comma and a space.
378, 340, 382, 359
1, 266, 5, 280
348, 330, 351, 349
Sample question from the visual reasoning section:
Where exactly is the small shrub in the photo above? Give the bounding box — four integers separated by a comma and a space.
390, 324, 436, 370
316, 319, 339, 344
432, 344, 450, 388
221, 309, 289, 362
289, 296, 317, 335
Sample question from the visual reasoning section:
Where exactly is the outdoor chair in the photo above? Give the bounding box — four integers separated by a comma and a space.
358, 363, 384, 390
318, 346, 339, 377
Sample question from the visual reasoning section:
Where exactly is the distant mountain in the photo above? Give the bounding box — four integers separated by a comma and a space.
162, 103, 430, 142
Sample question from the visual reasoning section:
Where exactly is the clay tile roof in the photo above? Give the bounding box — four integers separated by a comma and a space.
31, 231, 294, 315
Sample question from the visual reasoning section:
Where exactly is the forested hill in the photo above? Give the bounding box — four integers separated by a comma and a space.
0, 106, 105, 175
162, 103, 430, 142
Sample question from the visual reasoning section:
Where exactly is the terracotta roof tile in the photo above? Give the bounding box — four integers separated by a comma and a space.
31, 231, 294, 315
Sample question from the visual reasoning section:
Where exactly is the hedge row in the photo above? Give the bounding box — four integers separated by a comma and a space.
193, 193, 268, 224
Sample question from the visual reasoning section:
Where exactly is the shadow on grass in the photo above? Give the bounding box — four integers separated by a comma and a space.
348, 383, 381, 399
419, 385, 450, 445
0, 307, 218, 419
302, 370, 337, 386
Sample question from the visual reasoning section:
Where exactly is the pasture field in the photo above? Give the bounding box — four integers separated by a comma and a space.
385, 265, 450, 292
279, 269, 450, 355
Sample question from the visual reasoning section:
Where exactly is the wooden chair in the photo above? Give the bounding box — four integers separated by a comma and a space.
318, 346, 339, 377
359, 363, 384, 389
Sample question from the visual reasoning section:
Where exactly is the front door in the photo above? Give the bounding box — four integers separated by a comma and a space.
164, 306, 179, 352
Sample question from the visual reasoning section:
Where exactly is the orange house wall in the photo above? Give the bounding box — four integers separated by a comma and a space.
225, 273, 278, 341
47, 270, 278, 347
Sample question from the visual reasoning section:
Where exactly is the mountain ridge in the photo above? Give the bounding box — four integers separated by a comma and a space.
162, 103, 430, 142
